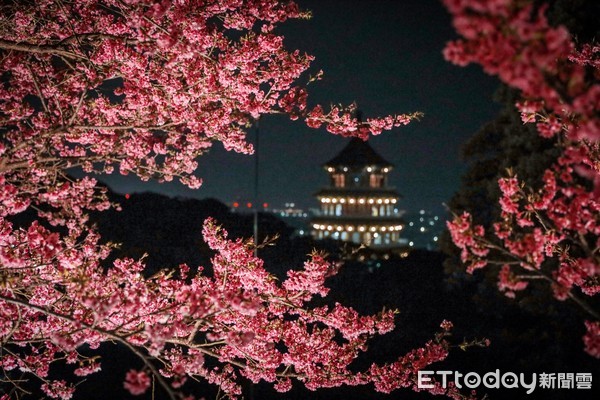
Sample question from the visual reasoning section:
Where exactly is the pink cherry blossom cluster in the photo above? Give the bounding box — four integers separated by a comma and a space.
368, 319, 484, 400
0, 1, 458, 397
305, 103, 421, 140
0, 0, 418, 220
443, 0, 599, 357
0, 215, 458, 399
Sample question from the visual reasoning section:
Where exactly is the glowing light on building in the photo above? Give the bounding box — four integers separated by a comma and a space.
309, 137, 406, 251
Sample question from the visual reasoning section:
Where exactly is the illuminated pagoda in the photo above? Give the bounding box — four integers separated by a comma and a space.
311, 138, 405, 248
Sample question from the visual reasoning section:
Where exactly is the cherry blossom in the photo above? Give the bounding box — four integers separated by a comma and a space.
444, 0, 599, 357
0, 1, 462, 398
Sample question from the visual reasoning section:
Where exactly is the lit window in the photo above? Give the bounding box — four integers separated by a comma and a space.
332, 174, 345, 188
369, 174, 382, 188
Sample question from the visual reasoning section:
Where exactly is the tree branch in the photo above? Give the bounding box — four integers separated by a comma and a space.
0, 294, 177, 400
0, 39, 87, 60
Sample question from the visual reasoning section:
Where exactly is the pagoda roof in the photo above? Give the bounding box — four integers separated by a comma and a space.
324, 138, 393, 168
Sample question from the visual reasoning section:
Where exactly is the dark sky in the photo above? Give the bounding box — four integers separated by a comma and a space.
103, 0, 501, 216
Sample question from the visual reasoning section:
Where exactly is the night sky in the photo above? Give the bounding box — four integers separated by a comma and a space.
102, 0, 502, 217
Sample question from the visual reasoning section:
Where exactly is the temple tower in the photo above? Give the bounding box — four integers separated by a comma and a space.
311, 138, 405, 248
